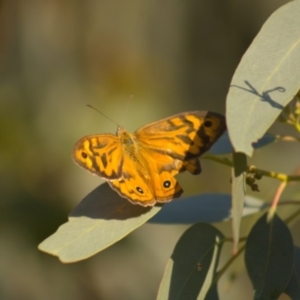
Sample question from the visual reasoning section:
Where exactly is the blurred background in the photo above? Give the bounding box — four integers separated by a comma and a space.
1, 0, 298, 299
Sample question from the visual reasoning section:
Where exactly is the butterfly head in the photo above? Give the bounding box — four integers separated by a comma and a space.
116, 126, 135, 147
116, 126, 123, 136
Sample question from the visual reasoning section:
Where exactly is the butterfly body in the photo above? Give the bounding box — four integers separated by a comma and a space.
73, 111, 226, 207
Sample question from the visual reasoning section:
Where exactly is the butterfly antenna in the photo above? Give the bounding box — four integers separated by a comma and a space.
120, 94, 133, 127
86, 104, 120, 127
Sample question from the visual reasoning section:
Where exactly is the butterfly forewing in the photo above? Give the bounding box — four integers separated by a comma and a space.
72, 134, 124, 179
135, 111, 226, 162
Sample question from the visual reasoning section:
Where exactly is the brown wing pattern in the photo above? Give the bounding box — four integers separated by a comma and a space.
108, 148, 183, 206
135, 111, 226, 173
135, 111, 226, 161
106, 150, 154, 205
72, 134, 124, 179
136, 148, 184, 203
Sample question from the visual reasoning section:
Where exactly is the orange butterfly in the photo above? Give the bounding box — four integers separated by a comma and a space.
73, 111, 226, 207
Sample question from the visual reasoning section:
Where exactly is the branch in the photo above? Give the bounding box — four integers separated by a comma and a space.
203, 154, 300, 182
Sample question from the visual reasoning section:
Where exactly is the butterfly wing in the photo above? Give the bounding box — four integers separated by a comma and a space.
108, 150, 184, 206
72, 134, 124, 179
73, 133, 158, 205
135, 111, 226, 161
108, 156, 157, 206
135, 111, 226, 202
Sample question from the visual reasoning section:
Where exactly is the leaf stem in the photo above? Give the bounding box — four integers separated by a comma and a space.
276, 135, 300, 142
267, 181, 287, 222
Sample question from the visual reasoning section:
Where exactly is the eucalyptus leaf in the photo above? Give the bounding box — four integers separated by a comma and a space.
226, 0, 300, 156
38, 183, 161, 263
284, 247, 300, 299
245, 213, 294, 299
157, 223, 224, 300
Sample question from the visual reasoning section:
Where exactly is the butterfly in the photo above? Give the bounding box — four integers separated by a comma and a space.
72, 111, 226, 207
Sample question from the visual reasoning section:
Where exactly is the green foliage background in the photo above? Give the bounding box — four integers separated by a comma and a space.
1, 1, 298, 299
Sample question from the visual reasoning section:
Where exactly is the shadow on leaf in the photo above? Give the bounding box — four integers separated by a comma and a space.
231, 80, 285, 109
70, 183, 158, 220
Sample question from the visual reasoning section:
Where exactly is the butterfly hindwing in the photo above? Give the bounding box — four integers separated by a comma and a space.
108, 151, 183, 206
137, 149, 184, 203
107, 153, 156, 206
109, 177, 155, 206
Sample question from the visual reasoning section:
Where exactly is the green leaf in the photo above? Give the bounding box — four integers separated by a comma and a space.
226, 0, 300, 156
157, 223, 224, 300
245, 213, 294, 299
231, 152, 247, 253
284, 247, 300, 299
38, 183, 161, 262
